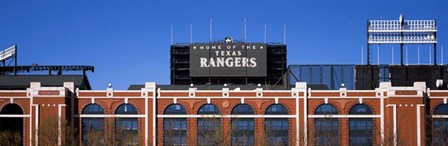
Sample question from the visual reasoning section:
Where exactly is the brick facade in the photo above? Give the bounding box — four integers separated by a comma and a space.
0, 81, 447, 146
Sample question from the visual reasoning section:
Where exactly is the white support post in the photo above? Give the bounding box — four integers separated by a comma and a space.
209, 18, 213, 42
377, 46, 380, 65
440, 46, 443, 65
392, 47, 394, 65
264, 24, 267, 43
170, 24, 173, 45
418, 46, 420, 64
362, 46, 364, 64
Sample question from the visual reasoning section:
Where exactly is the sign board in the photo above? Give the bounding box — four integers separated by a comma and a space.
190, 43, 267, 77
0, 45, 16, 62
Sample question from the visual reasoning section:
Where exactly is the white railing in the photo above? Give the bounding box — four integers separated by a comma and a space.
0, 45, 16, 61
368, 33, 437, 44
368, 20, 436, 32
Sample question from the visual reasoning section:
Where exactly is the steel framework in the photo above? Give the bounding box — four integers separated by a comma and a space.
0, 45, 17, 67
0, 65, 94, 76
367, 15, 437, 65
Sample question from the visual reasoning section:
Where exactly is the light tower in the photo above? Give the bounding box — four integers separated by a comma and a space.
367, 15, 437, 65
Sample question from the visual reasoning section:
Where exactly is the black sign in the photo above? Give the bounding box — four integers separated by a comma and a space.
190, 43, 267, 77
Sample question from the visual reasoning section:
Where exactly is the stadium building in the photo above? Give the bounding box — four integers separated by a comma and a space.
1, 16, 448, 146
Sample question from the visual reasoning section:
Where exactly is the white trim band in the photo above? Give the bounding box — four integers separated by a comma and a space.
308, 115, 381, 118
0, 114, 31, 118
157, 115, 296, 118
75, 114, 146, 118
432, 115, 448, 118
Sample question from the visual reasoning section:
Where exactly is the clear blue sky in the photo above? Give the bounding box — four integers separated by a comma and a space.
1, 0, 447, 89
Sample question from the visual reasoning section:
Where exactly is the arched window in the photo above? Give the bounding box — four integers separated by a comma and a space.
115, 104, 139, 145
265, 104, 289, 145
197, 104, 220, 146
314, 104, 339, 146
163, 104, 187, 146
349, 104, 373, 146
0, 104, 24, 145
81, 104, 105, 145
231, 104, 255, 145
433, 104, 448, 145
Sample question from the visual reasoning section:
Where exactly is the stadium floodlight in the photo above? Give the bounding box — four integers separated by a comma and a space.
367, 15, 437, 65
0, 45, 17, 66
0, 45, 16, 62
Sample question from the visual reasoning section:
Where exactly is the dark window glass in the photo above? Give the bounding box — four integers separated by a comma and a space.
231, 104, 255, 145
115, 104, 139, 145
197, 104, 220, 146
349, 104, 373, 146
314, 104, 339, 146
164, 104, 187, 115
197, 104, 220, 114
434, 104, 448, 145
163, 104, 187, 146
81, 104, 105, 145
315, 104, 338, 115
265, 104, 288, 146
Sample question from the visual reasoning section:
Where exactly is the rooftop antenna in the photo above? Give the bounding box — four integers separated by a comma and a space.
442, 46, 444, 65
244, 18, 247, 42
418, 46, 420, 64
283, 24, 286, 45
190, 24, 193, 44
264, 24, 267, 43
170, 24, 173, 45
361, 46, 364, 64
406, 46, 408, 65
392, 47, 394, 64
377, 46, 380, 65
209, 18, 213, 42
429, 46, 432, 64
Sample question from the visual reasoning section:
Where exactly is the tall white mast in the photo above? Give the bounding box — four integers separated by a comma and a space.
170, 24, 173, 45
362, 46, 364, 64
209, 18, 212, 42
190, 24, 192, 44
264, 24, 267, 43
377, 46, 380, 65
418, 46, 420, 64
283, 24, 286, 45
392, 47, 394, 65
442, 46, 444, 65
406, 46, 408, 65
429, 46, 432, 64
244, 18, 247, 42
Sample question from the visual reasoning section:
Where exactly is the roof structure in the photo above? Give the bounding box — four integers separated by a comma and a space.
0, 75, 91, 90
128, 84, 288, 90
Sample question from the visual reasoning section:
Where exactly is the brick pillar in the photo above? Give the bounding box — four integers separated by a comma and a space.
383, 82, 426, 146
30, 82, 70, 146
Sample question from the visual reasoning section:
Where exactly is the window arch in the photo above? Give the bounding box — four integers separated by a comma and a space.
314, 104, 339, 146
81, 104, 105, 145
349, 104, 373, 146
433, 104, 448, 145
0, 104, 24, 145
115, 104, 139, 145
197, 104, 220, 146
265, 104, 289, 145
231, 104, 255, 145
163, 104, 187, 146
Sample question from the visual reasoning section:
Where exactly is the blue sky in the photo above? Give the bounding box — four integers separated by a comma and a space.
1, 0, 447, 89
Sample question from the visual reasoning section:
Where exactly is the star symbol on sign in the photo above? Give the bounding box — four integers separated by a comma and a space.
260, 46, 263, 49
193, 46, 197, 49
